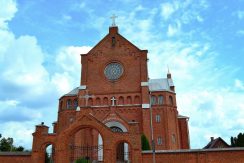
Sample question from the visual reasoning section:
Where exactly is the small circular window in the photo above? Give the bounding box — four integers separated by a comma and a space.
104, 62, 124, 81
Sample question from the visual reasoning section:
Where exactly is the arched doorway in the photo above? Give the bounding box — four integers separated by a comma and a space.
68, 127, 103, 163
107, 125, 131, 163
45, 144, 55, 163
116, 141, 131, 163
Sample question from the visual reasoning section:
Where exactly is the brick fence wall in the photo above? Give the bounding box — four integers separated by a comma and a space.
0, 152, 32, 163
142, 148, 244, 163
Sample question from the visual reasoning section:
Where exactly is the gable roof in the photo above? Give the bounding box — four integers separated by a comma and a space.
63, 87, 79, 97
87, 26, 143, 55
203, 137, 230, 149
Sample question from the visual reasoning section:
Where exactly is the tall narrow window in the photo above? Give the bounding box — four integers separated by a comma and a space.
103, 97, 108, 105
172, 134, 176, 144
73, 99, 78, 109
88, 98, 93, 106
158, 95, 164, 105
134, 95, 140, 104
118, 96, 124, 105
157, 137, 162, 145
66, 99, 72, 109
96, 97, 101, 106
151, 96, 157, 105
127, 96, 132, 104
169, 96, 174, 106
112, 37, 116, 46
156, 114, 161, 123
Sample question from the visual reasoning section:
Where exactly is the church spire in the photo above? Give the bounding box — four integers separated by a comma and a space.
167, 65, 172, 79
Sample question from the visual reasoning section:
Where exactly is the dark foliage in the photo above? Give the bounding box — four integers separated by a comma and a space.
141, 134, 151, 150
75, 157, 91, 163
231, 133, 244, 147
0, 134, 25, 152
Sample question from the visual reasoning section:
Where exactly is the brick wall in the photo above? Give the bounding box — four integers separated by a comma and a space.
142, 148, 244, 163
0, 152, 32, 163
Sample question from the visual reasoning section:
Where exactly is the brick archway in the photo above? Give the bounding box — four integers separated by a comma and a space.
31, 111, 142, 163
55, 112, 141, 163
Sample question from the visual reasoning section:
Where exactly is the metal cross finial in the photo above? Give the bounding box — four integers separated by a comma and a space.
111, 96, 117, 106
110, 14, 118, 26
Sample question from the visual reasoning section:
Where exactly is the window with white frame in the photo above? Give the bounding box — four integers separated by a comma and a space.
151, 95, 157, 105
157, 137, 163, 145
156, 114, 161, 123
158, 95, 164, 105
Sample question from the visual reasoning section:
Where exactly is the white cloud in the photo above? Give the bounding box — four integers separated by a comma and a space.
178, 90, 244, 148
235, 79, 244, 90
0, 0, 17, 29
62, 14, 72, 21
52, 46, 91, 94
161, 2, 179, 20
167, 22, 181, 37
236, 30, 244, 35
237, 10, 244, 19
0, 122, 34, 149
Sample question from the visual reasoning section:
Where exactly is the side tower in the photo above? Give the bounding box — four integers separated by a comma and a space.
142, 70, 190, 150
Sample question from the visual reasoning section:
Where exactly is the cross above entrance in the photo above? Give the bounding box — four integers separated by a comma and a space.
111, 96, 117, 106
110, 14, 118, 26
79, 90, 95, 106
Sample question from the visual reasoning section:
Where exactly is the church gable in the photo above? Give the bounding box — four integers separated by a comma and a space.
80, 26, 148, 94
87, 26, 142, 57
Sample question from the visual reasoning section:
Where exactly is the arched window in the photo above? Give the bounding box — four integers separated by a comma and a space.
88, 98, 93, 106
103, 97, 108, 105
66, 99, 72, 109
169, 96, 174, 105
118, 96, 124, 105
156, 114, 161, 123
73, 99, 78, 109
151, 95, 157, 105
96, 97, 101, 106
134, 95, 140, 104
127, 96, 132, 104
157, 137, 163, 145
158, 95, 164, 105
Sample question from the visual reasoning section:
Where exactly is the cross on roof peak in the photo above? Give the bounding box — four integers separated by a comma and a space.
110, 14, 118, 27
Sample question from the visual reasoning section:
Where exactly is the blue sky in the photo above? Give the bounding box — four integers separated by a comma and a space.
0, 0, 244, 149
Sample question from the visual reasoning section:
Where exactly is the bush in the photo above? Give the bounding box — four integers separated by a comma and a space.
75, 157, 91, 163
141, 134, 150, 150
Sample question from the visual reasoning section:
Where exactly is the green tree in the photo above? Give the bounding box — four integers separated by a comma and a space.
0, 134, 25, 152
141, 134, 150, 150
230, 132, 244, 147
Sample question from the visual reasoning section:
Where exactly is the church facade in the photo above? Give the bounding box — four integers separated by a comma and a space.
31, 25, 190, 163
1, 25, 244, 163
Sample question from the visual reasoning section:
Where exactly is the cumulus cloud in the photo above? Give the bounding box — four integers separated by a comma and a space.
52, 46, 91, 94
112, 1, 243, 148
0, 0, 91, 149
0, 0, 17, 29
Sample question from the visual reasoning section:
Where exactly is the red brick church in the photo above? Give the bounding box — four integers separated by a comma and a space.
1, 25, 244, 163
31, 25, 190, 162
